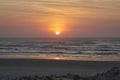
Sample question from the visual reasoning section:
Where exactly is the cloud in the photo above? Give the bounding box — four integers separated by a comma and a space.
0, 0, 120, 17
0, 0, 120, 37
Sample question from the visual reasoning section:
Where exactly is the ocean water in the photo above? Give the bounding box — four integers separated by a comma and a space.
0, 38, 120, 61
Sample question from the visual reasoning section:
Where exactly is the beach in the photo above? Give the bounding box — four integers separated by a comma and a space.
0, 59, 120, 78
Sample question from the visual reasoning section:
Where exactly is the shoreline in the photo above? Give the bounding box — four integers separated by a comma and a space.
0, 58, 120, 62
0, 54, 120, 61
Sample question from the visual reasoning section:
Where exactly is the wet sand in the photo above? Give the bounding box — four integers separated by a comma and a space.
0, 59, 120, 77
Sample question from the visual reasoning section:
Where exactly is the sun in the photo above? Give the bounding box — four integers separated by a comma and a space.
56, 31, 60, 35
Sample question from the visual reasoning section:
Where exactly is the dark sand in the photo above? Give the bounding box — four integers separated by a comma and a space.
0, 59, 120, 77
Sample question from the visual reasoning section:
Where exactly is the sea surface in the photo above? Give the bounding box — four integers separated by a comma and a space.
0, 38, 120, 61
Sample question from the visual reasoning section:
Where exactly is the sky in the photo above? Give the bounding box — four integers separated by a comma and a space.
0, 0, 120, 37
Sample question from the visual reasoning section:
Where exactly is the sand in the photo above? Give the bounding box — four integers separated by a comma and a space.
0, 59, 120, 78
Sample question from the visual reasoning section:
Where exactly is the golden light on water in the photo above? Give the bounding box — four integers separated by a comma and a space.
54, 57, 61, 60
53, 57, 64, 60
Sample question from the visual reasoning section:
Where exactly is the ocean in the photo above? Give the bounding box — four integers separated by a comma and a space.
0, 38, 120, 61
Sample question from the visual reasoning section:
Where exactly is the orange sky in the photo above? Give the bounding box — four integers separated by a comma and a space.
0, 0, 120, 37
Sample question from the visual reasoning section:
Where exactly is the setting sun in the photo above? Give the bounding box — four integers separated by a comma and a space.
56, 31, 60, 35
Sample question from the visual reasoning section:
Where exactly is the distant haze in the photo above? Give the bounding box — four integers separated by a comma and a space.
0, 0, 120, 37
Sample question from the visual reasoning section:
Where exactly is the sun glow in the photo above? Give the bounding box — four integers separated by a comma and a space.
56, 31, 60, 35
48, 16, 67, 36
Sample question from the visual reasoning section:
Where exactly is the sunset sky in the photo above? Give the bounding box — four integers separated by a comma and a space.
0, 0, 120, 37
